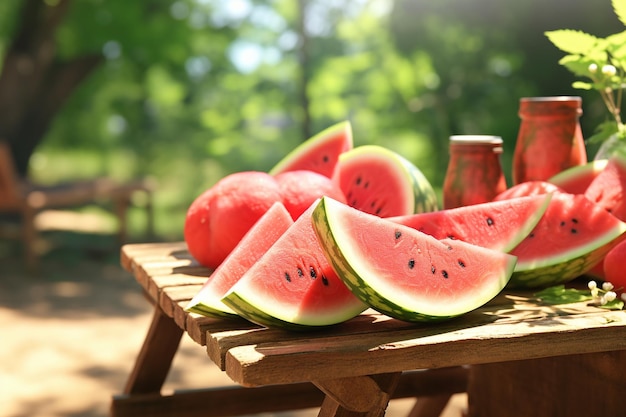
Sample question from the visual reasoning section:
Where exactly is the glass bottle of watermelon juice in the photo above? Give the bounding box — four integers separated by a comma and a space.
443, 135, 507, 209
513, 96, 587, 184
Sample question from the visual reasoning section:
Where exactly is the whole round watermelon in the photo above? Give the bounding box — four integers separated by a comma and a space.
184, 171, 283, 269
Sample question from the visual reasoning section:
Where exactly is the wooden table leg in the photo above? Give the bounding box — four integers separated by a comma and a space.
315, 372, 401, 417
467, 350, 626, 417
123, 305, 184, 394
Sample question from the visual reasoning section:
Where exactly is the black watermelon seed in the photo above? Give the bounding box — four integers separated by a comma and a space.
285, 272, 291, 282
364, 181, 369, 189
375, 207, 382, 215
560, 221, 566, 226
431, 265, 436, 274
408, 259, 415, 269
350, 199, 358, 206
356, 176, 362, 185
571, 228, 578, 234
323, 155, 329, 163
458, 259, 465, 268
322, 275, 329, 286
310, 267, 317, 279
447, 235, 456, 240
486, 217, 494, 226
395, 230, 402, 239
529, 233, 535, 238
297, 267, 304, 277
442, 270, 449, 279
572, 218, 578, 223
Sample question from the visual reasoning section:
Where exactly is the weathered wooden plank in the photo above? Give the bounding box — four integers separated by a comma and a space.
112, 369, 467, 417
224, 309, 626, 386
112, 383, 324, 417
123, 306, 184, 395
186, 314, 257, 346
467, 350, 626, 417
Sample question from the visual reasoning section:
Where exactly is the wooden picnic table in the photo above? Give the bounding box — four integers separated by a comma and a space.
111, 242, 626, 417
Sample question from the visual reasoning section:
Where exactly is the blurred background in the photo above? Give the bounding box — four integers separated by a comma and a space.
0, 0, 622, 241
1, 1, 623, 416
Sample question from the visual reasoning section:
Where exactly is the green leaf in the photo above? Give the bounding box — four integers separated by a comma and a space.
572, 81, 593, 90
534, 285, 592, 305
613, 0, 626, 27
545, 30, 600, 54
599, 298, 625, 310
588, 121, 620, 144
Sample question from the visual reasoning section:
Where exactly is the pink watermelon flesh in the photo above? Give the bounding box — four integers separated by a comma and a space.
269, 121, 353, 179
184, 171, 283, 269
584, 155, 626, 222
334, 146, 438, 217
493, 181, 563, 201
508, 192, 626, 288
221, 202, 367, 329
388, 194, 551, 253
186, 202, 294, 317
548, 159, 608, 195
312, 197, 516, 321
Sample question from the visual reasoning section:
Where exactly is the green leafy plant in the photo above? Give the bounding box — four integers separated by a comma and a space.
545, 0, 626, 144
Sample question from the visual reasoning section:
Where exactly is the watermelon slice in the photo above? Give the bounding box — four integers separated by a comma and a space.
493, 181, 563, 201
221, 202, 367, 330
186, 202, 294, 318
312, 197, 516, 322
548, 159, 609, 195
269, 121, 353, 178
334, 145, 438, 217
389, 194, 552, 253
584, 155, 626, 222
508, 192, 626, 288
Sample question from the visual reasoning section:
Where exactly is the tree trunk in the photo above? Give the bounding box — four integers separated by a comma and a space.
0, 0, 102, 178
297, 0, 312, 141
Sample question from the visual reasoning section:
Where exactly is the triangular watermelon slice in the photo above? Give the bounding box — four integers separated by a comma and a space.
334, 145, 439, 217
389, 194, 551, 253
548, 159, 609, 195
584, 155, 626, 222
221, 201, 367, 330
269, 121, 353, 178
508, 192, 626, 289
312, 197, 516, 322
186, 202, 294, 317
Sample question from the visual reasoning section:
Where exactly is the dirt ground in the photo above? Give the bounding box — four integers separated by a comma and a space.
1, 231, 467, 417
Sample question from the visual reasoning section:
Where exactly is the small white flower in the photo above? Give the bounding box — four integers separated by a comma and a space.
602, 281, 614, 291
588, 280, 597, 290
602, 64, 617, 76
600, 295, 607, 305
605, 291, 617, 302
589, 63, 598, 73
591, 287, 600, 298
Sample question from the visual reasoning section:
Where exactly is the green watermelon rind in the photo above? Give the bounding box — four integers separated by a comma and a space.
508, 234, 626, 288
221, 292, 328, 331
186, 302, 237, 318
338, 145, 439, 215
312, 197, 516, 322
509, 211, 626, 289
269, 120, 353, 177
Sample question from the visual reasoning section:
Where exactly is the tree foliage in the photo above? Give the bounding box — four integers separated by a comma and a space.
1, 0, 622, 197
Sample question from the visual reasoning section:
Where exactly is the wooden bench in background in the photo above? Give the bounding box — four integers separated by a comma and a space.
0, 141, 155, 270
